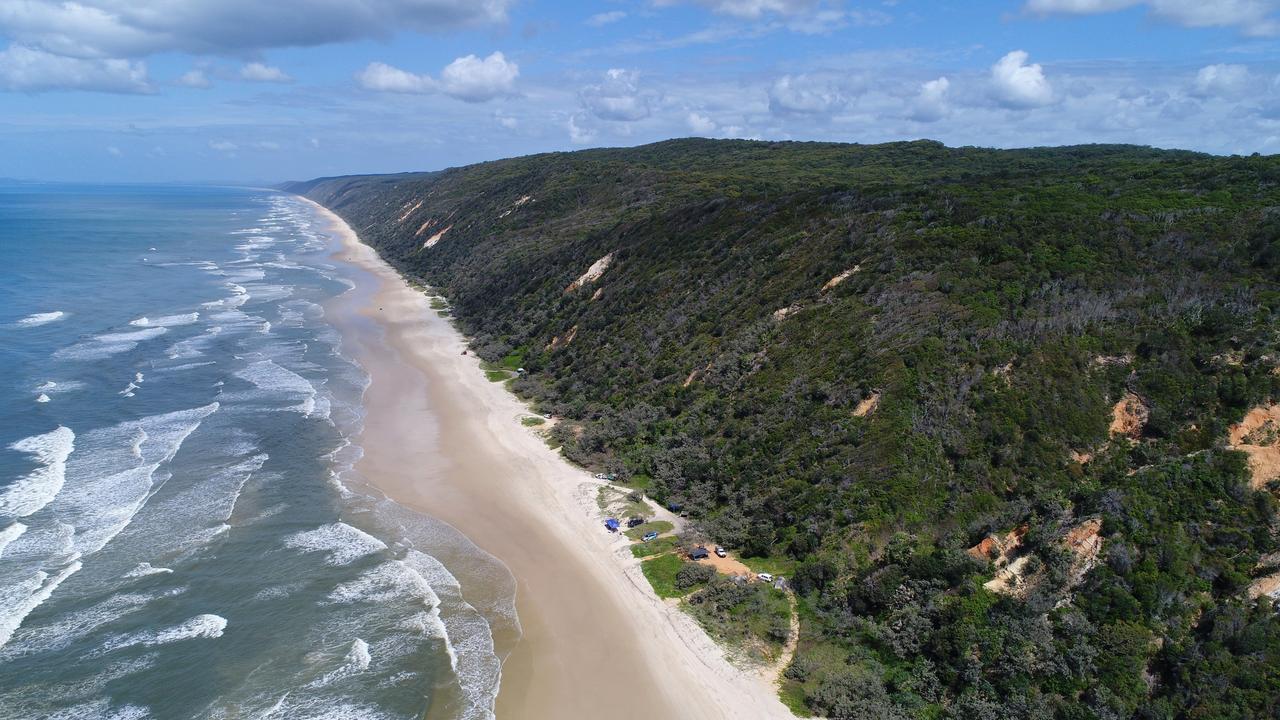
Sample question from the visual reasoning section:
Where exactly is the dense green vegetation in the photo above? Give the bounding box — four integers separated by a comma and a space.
291, 138, 1280, 718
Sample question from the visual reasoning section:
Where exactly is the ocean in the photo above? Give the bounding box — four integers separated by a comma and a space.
0, 185, 518, 720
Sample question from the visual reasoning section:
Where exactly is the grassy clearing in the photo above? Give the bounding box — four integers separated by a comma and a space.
741, 555, 798, 577
640, 553, 690, 598
428, 297, 448, 310
778, 681, 809, 717
520, 416, 546, 426
625, 520, 673, 541
631, 535, 680, 558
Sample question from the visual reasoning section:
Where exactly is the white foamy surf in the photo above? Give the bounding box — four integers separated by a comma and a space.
0, 426, 75, 520
285, 522, 388, 566
17, 311, 65, 327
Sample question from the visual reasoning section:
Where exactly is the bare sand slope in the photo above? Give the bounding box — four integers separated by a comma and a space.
309, 198, 794, 720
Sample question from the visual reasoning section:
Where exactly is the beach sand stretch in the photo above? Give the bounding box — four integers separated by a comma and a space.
307, 197, 794, 720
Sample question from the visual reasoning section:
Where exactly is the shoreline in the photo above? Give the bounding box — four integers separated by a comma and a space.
305, 196, 795, 720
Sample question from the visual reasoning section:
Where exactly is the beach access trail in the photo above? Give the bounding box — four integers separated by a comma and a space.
309, 197, 794, 720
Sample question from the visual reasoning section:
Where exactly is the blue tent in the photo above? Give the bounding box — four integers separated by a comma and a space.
604, 518, 620, 532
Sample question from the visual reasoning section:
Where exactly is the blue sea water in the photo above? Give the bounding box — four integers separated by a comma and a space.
0, 186, 517, 720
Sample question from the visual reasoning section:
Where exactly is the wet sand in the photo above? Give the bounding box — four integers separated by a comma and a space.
310, 198, 793, 720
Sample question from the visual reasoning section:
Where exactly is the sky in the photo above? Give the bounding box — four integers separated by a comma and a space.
1, 0, 1279, 182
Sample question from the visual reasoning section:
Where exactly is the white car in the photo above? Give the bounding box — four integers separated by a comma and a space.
714, 546, 726, 557
757, 572, 773, 583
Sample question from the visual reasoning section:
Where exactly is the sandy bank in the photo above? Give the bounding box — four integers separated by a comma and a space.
306, 197, 794, 720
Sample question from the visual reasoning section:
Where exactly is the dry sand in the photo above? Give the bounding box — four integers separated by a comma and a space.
307, 198, 794, 720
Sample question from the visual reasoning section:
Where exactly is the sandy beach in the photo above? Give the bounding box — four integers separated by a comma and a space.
307, 197, 794, 720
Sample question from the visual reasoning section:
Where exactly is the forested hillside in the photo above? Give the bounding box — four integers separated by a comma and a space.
289, 139, 1280, 719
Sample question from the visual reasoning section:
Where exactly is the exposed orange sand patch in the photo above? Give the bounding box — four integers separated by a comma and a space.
565, 253, 614, 293
1227, 404, 1280, 490
397, 198, 424, 223
821, 265, 860, 291
422, 224, 452, 249
414, 218, 437, 237
1063, 517, 1103, 587
546, 325, 578, 351
1109, 393, 1149, 440
853, 392, 880, 418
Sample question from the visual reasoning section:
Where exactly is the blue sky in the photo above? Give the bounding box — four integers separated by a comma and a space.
1, 0, 1278, 182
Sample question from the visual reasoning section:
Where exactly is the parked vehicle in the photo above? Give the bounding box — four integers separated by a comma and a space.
626, 517, 645, 528
642, 531, 659, 542
604, 518, 620, 532
714, 546, 726, 557
689, 546, 709, 560
757, 572, 773, 583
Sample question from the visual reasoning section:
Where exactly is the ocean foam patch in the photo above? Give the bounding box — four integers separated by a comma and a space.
16, 311, 65, 327
129, 313, 199, 328
124, 562, 173, 578
285, 522, 387, 566
326, 560, 440, 607
0, 522, 27, 559
54, 327, 168, 361
0, 426, 75, 519
232, 360, 323, 417
0, 561, 82, 650
100, 613, 226, 653
403, 550, 502, 720
309, 638, 372, 688
45, 699, 151, 720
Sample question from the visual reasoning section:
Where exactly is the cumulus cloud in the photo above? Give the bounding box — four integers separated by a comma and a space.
587, 11, 627, 26
240, 62, 291, 83
567, 113, 597, 144
579, 69, 654, 121
909, 76, 950, 122
357, 52, 518, 102
1024, 0, 1280, 36
0, 0, 515, 59
0, 44, 149, 93
176, 68, 210, 88
767, 74, 849, 114
209, 140, 237, 152
990, 50, 1055, 108
1190, 63, 1250, 98
687, 111, 717, 134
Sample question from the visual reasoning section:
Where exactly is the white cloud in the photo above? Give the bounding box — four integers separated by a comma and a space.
660, 0, 820, 19
767, 74, 848, 114
990, 50, 1055, 108
654, 0, 888, 33
437, 52, 518, 102
909, 76, 950, 122
240, 62, 291, 83
587, 11, 627, 26
493, 112, 519, 129
357, 52, 517, 102
106, 145, 122, 157
579, 68, 654, 121
1190, 63, 1250, 98
209, 140, 237, 152
567, 113, 597, 144
0, 44, 149, 93
0, 0, 515, 59
1024, 0, 1280, 36
357, 62, 433, 93
687, 111, 718, 134
176, 68, 210, 88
